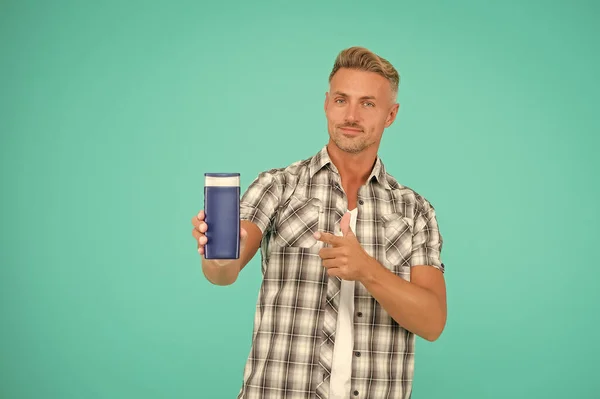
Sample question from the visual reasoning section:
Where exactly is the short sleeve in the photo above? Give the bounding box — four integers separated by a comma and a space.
411, 199, 445, 272
240, 170, 283, 234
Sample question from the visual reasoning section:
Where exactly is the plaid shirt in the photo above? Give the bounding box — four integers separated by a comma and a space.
237, 146, 444, 399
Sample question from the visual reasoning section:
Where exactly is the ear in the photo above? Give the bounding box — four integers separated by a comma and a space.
385, 102, 400, 127
324, 91, 329, 113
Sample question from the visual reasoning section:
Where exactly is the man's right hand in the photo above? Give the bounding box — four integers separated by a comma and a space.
191, 210, 248, 267
191, 210, 262, 285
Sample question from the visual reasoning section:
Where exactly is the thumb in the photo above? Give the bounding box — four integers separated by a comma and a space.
240, 227, 248, 246
340, 212, 354, 237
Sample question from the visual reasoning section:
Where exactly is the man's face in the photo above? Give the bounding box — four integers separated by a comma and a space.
324, 68, 399, 154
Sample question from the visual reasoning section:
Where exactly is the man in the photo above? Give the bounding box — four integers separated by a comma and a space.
192, 46, 446, 399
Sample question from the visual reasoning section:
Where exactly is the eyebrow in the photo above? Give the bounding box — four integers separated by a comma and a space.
333, 91, 377, 100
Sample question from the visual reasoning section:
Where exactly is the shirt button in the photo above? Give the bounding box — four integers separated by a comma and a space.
357, 312, 363, 317
354, 390, 359, 396
354, 351, 361, 357
358, 199, 364, 205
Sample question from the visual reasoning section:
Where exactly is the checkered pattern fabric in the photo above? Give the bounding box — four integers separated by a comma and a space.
236, 146, 444, 399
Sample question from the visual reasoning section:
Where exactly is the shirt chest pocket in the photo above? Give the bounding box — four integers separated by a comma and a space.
274, 195, 322, 249
381, 213, 414, 268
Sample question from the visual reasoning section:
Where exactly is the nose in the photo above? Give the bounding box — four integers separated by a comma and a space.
344, 102, 360, 123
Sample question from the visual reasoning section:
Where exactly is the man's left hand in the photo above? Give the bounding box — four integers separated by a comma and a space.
314, 212, 378, 281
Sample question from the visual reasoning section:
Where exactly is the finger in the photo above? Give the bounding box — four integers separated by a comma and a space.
322, 259, 339, 268
197, 236, 207, 255
318, 247, 341, 260
324, 256, 348, 267
192, 210, 205, 226
239, 227, 248, 248
198, 235, 207, 245
314, 231, 344, 247
326, 267, 342, 278
191, 228, 207, 245
191, 218, 207, 233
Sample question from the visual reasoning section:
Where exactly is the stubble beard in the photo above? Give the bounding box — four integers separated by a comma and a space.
330, 128, 372, 154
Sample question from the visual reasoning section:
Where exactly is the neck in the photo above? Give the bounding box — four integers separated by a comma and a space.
326, 140, 378, 186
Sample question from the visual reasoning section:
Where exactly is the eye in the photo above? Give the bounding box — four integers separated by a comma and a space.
335, 98, 345, 104
363, 102, 375, 107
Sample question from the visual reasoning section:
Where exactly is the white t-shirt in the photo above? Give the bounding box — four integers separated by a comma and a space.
329, 208, 358, 398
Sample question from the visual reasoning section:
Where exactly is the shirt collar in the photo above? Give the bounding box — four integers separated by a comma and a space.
308, 145, 391, 190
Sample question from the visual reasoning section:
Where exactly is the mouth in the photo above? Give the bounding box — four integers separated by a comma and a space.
339, 127, 363, 134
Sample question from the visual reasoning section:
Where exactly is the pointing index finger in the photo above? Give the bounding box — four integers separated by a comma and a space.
314, 231, 343, 247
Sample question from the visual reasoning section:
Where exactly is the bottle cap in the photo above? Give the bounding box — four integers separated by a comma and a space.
204, 173, 240, 187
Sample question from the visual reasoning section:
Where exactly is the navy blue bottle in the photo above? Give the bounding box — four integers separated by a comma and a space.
203, 173, 240, 260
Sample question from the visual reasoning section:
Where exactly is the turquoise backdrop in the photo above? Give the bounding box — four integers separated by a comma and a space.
2, 0, 599, 398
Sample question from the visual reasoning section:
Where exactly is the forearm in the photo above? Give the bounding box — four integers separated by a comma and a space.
361, 261, 446, 341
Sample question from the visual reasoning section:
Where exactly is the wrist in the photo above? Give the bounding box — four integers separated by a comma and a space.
360, 256, 384, 285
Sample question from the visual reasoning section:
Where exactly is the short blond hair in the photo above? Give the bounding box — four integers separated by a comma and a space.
329, 46, 400, 98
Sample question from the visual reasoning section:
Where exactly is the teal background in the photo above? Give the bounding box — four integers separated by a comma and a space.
1, 0, 599, 398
